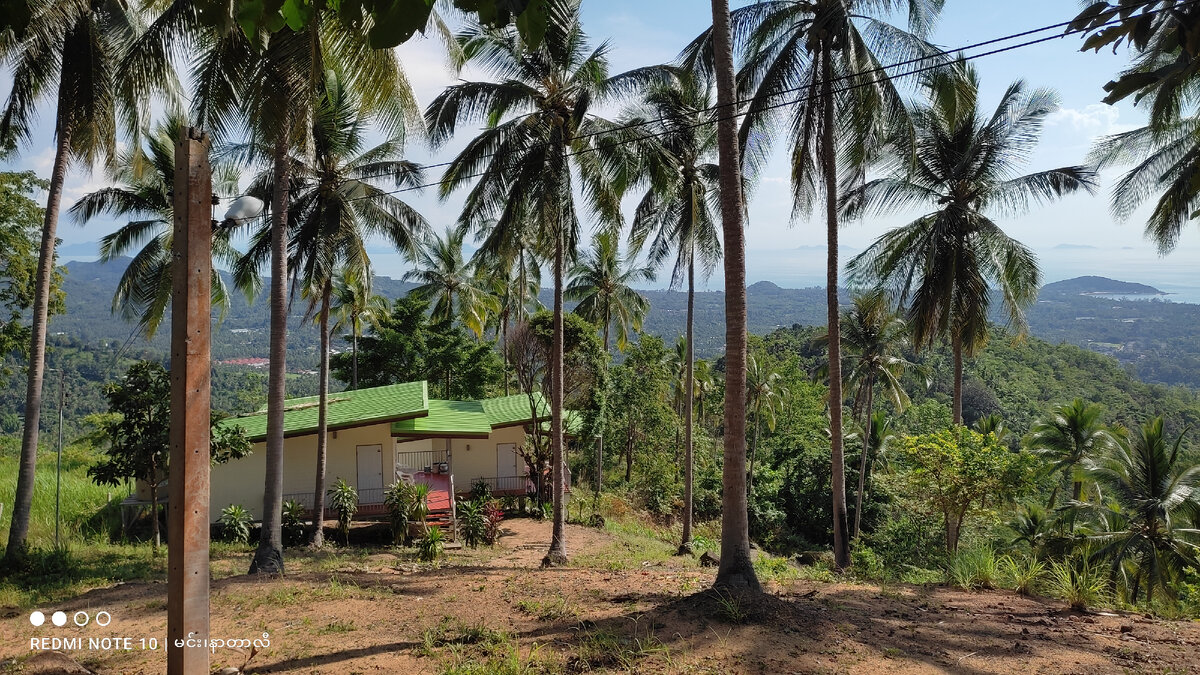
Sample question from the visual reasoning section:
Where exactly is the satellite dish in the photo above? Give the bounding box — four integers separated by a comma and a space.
223, 196, 265, 221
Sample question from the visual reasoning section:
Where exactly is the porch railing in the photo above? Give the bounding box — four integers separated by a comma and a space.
460, 475, 531, 496
283, 487, 387, 511
395, 449, 449, 473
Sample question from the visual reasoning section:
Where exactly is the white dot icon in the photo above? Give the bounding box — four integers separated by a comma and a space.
29, 611, 44, 626
51, 611, 67, 627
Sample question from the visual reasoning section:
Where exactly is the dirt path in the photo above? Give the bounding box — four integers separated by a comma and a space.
2, 520, 1197, 674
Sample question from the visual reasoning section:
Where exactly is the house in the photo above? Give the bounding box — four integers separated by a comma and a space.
211, 381, 580, 525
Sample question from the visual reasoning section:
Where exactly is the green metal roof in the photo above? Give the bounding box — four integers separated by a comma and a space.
225, 381, 428, 442
481, 392, 549, 428
391, 399, 493, 438
539, 409, 585, 436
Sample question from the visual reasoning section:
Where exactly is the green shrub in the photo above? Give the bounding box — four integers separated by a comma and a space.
457, 499, 486, 549
1047, 556, 1109, 610
281, 499, 307, 547
218, 504, 252, 544
851, 545, 886, 580
327, 479, 358, 546
420, 527, 444, 562
948, 546, 1004, 590
469, 478, 492, 503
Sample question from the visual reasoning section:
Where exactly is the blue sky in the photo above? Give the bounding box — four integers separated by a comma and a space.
6, 1, 1197, 291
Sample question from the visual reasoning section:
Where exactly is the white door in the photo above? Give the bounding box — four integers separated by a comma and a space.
356, 445, 384, 493
496, 443, 517, 477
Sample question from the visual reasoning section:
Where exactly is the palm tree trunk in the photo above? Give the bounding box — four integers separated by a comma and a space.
1072, 480, 1082, 503
679, 252, 696, 555
310, 280, 332, 548
351, 327, 358, 390
5, 117, 71, 564
250, 139, 290, 575
821, 44, 850, 572
149, 476, 160, 550
501, 309, 510, 396
545, 229, 568, 566
748, 411, 761, 498
710, 0, 760, 592
952, 334, 964, 426
852, 380, 874, 540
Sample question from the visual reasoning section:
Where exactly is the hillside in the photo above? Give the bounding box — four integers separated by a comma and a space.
1041, 275, 1164, 296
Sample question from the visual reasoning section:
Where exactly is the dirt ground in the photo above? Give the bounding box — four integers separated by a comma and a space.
2, 518, 1198, 674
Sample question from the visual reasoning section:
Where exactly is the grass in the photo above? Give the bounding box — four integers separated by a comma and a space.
0, 542, 165, 609
0, 445, 129, 550
515, 596, 577, 621
753, 554, 801, 583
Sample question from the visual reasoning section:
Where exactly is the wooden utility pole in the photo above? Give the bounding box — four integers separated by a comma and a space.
168, 128, 212, 674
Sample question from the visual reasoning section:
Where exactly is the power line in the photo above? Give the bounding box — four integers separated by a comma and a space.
344, 2, 1180, 202
218, 0, 1183, 206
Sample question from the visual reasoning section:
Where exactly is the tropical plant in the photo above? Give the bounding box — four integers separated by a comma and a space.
566, 231, 654, 352
973, 414, 1009, 440
327, 479, 359, 546
457, 499, 486, 549
1006, 502, 1055, 558
1027, 399, 1116, 507
385, 480, 416, 545
0, 0, 140, 565
331, 269, 390, 391
845, 60, 1096, 428
409, 483, 432, 536
482, 499, 505, 545
238, 68, 427, 549
684, 0, 942, 572
848, 411, 898, 538
746, 355, 786, 497
419, 526, 444, 563
836, 290, 920, 538
219, 505, 253, 545
281, 499, 307, 548
475, 231, 542, 396
404, 225, 497, 338
470, 478, 492, 503
426, 0, 654, 565
70, 114, 248, 339
1086, 417, 1200, 604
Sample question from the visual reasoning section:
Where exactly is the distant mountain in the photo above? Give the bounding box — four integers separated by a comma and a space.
46, 260, 1200, 390
1042, 276, 1164, 296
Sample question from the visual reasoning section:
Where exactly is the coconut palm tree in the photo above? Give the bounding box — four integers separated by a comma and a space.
746, 354, 786, 498
425, 0, 654, 565
1028, 399, 1116, 508
331, 270, 390, 391
705, 0, 758, 590
70, 114, 248, 339
1086, 417, 1200, 604
0, 0, 141, 562
845, 60, 1096, 429
684, 0, 943, 571
618, 68, 723, 553
847, 410, 897, 535
838, 290, 920, 538
566, 231, 654, 352
693, 359, 716, 428
476, 240, 542, 395
123, 1, 421, 574
404, 226, 497, 337
238, 69, 428, 547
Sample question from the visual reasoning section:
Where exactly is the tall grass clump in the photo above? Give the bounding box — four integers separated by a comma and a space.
948, 546, 1005, 590
1002, 555, 1046, 595
1047, 555, 1109, 610
0, 449, 126, 548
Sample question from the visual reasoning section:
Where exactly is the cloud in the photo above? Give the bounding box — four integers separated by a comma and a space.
1047, 104, 1137, 138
